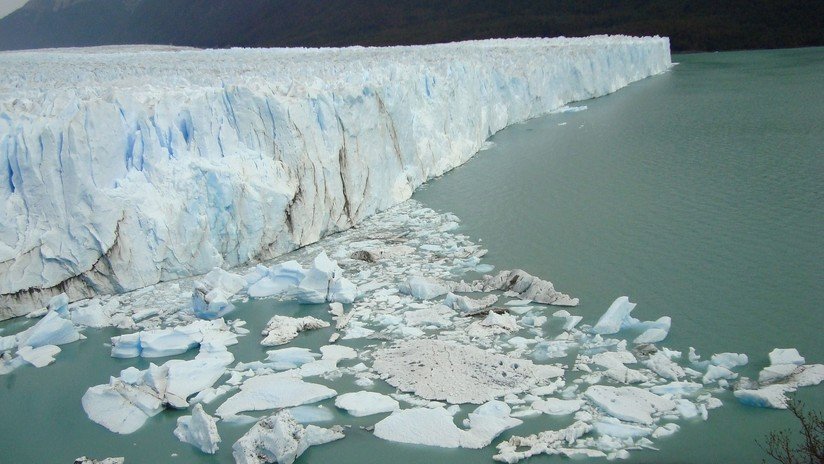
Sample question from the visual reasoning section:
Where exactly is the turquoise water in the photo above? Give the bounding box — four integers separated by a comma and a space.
414, 47, 824, 462
1, 47, 822, 463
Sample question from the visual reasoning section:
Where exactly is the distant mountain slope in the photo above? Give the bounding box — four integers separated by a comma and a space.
0, 0, 822, 52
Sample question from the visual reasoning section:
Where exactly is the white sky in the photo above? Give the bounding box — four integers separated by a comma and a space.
0, 0, 29, 19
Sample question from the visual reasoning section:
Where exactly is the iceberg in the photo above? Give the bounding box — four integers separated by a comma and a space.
16, 311, 82, 348
232, 410, 344, 464
173, 403, 221, 454
192, 268, 246, 320
592, 297, 637, 334
260, 315, 329, 346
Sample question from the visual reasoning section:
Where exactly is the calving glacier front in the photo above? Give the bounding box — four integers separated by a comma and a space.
0, 36, 671, 317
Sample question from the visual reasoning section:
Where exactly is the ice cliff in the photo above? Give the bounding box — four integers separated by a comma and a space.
0, 36, 671, 317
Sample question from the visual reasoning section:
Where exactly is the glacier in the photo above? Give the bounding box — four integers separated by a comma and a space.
0, 36, 671, 317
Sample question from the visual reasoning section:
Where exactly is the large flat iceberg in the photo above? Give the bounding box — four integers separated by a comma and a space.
0, 36, 672, 317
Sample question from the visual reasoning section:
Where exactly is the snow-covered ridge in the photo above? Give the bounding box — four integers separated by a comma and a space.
0, 36, 671, 318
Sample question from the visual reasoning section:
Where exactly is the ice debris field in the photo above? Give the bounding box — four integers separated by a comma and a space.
0, 36, 821, 463
2, 200, 822, 463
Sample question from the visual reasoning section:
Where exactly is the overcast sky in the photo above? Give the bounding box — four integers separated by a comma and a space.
0, 0, 28, 19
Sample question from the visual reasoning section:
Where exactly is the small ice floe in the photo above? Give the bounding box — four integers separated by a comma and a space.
232, 410, 344, 464
480, 270, 578, 306
374, 401, 521, 449
173, 403, 221, 454
531, 398, 584, 415
82, 346, 233, 433
215, 374, 337, 417
584, 385, 676, 424
260, 315, 328, 346
110, 318, 238, 358
335, 391, 399, 417
494, 421, 591, 463
710, 352, 749, 369
192, 268, 247, 319
17, 344, 61, 368
73, 457, 124, 464
443, 292, 498, 313
372, 339, 562, 404
592, 297, 637, 334
248, 252, 357, 304
734, 348, 824, 409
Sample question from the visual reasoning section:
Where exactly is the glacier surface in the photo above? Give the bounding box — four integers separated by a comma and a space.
0, 36, 671, 317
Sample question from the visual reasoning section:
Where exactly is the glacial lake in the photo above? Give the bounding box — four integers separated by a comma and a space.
1, 47, 822, 463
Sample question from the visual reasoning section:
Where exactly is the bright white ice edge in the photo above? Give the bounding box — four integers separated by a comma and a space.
0, 36, 672, 318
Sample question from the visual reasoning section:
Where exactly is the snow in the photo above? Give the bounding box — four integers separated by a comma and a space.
173, 403, 221, 454
334, 391, 399, 417
232, 410, 344, 464
0, 36, 672, 316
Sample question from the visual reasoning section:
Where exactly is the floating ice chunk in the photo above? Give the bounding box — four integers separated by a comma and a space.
17, 311, 82, 348
82, 379, 164, 434
0, 334, 16, 351
319, 345, 357, 362
243, 264, 270, 286
443, 293, 498, 313
373, 339, 557, 404
649, 382, 702, 396
592, 297, 636, 335
734, 385, 793, 409
758, 364, 798, 384
494, 421, 591, 463
404, 305, 453, 327
248, 261, 305, 298
192, 268, 246, 320
768, 348, 805, 366
174, 403, 221, 454
17, 344, 61, 368
374, 404, 520, 449
164, 348, 234, 408
262, 347, 320, 369
643, 352, 686, 381
634, 327, 668, 344
592, 351, 637, 369
73, 457, 125, 464
216, 375, 336, 417
335, 392, 399, 417
585, 385, 676, 424
702, 365, 737, 384
260, 315, 329, 346
400, 276, 449, 300
232, 410, 344, 464
594, 418, 652, 438
651, 423, 680, 438
710, 353, 748, 369
482, 270, 578, 306
111, 319, 236, 358
531, 398, 584, 415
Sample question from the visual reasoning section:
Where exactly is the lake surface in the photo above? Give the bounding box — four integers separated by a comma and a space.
1, 47, 822, 463
414, 46, 824, 462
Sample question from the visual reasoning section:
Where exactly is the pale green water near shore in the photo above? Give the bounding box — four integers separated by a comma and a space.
1, 47, 822, 463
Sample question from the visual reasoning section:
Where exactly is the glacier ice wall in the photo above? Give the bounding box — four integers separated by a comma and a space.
0, 36, 671, 318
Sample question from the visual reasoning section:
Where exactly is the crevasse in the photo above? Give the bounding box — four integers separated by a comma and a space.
0, 36, 671, 318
